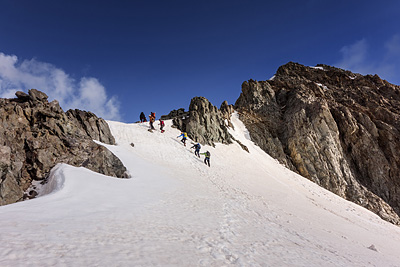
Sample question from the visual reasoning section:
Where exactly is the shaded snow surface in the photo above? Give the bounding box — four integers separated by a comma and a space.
1, 113, 400, 266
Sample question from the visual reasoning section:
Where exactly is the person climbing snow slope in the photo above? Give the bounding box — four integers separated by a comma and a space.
190, 143, 201, 157
149, 112, 156, 130
140, 112, 147, 123
177, 132, 188, 146
159, 119, 165, 133
201, 150, 211, 167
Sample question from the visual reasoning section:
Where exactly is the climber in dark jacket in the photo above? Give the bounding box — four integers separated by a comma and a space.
140, 112, 147, 122
190, 143, 201, 158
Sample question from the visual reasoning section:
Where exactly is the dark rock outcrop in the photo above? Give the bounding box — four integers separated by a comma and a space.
235, 62, 400, 224
160, 108, 189, 121
172, 97, 234, 147
0, 89, 128, 205
66, 109, 116, 145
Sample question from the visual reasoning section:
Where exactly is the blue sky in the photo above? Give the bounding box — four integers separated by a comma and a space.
1, 0, 400, 122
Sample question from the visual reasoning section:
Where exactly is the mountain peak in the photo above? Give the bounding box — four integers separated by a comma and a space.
236, 62, 400, 224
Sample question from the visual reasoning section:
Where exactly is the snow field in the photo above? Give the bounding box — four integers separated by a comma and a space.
0, 113, 399, 266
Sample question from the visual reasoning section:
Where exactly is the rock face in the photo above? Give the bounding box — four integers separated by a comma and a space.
235, 62, 400, 224
66, 109, 116, 145
0, 89, 128, 205
172, 97, 234, 146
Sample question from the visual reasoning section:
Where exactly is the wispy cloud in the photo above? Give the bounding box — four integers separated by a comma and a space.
335, 35, 400, 85
385, 34, 400, 58
0, 52, 121, 120
336, 39, 370, 73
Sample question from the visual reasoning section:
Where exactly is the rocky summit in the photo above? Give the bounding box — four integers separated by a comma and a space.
235, 62, 400, 224
0, 89, 128, 205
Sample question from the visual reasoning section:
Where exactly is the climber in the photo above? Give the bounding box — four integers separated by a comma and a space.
190, 143, 201, 157
149, 112, 155, 130
201, 151, 211, 167
159, 119, 165, 133
140, 112, 147, 123
177, 132, 188, 146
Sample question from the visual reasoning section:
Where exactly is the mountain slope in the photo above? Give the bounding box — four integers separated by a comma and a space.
0, 115, 399, 266
235, 62, 400, 224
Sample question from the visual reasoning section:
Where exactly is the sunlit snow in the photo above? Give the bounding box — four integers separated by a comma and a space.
1, 113, 400, 266
310, 66, 325, 70
315, 83, 329, 91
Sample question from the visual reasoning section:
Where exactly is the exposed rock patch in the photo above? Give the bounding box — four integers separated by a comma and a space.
172, 97, 234, 147
0, 89, 128, 205
160, 108, 189, 121
66, 109, 116, 145
235, 62, 400, 224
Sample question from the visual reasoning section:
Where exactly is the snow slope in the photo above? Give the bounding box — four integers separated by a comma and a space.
1, 113, 400, 266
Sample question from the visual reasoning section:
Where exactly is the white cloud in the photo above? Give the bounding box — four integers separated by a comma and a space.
385, 34, 400, 57
0, 52, 121, 120
337, 39, 369, 72
336, 35, 400, 84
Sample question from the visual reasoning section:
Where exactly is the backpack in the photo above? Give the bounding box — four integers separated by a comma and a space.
206, 151, 210, 157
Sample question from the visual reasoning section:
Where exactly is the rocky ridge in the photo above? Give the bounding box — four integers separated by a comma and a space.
235, 62, 400, 224
0, 89, 128, 205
